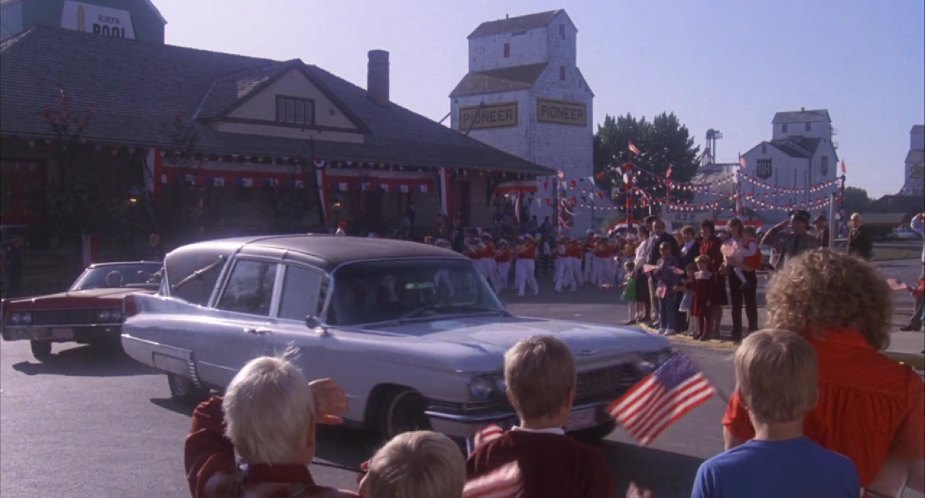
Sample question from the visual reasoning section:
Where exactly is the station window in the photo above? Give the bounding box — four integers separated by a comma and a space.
805, 122, 811, 132
782, 123, 789, 133
276, 96, 314, 126
559, 24, 565, 39
503, 43, 510, 58
560, 66, 566, 81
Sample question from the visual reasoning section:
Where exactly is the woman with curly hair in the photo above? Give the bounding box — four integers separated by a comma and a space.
721, 249, 924, 495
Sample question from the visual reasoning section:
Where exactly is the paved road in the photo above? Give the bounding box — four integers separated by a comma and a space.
1, 258, 922, 498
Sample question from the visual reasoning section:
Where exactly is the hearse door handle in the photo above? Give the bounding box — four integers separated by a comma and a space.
244, 328, 272, 335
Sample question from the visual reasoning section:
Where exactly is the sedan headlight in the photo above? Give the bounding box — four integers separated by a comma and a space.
468, 374, 505, 400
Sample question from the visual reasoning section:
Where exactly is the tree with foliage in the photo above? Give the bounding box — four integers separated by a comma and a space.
843, 186, 872, 215
593, 112, 700, 216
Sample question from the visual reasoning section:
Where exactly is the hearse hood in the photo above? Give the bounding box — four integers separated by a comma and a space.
361, 315, 669, 364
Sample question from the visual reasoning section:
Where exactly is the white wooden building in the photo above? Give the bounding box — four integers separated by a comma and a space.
449, 10, 595, 233
739, 108, 840, 223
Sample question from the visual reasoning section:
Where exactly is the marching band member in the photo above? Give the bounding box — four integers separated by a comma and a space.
553, 236, 569, 292
514, 235, 539, 296
581, 230, 596, 286
480, 234, 499, 289
495, 239, 513, 292
592, 236, 612, 288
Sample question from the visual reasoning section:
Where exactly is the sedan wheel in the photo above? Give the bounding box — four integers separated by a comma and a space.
380, 388, 432, 439
167, 374, 209, 403
30, 340, 52, 361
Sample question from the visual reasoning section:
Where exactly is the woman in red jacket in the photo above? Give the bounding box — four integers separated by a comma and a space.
698, 220, 726, 339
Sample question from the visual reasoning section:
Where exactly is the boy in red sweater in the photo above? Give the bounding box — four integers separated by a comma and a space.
465, 336, 613, 497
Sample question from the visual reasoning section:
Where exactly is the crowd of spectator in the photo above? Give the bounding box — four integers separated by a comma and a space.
184, 245, 925, 497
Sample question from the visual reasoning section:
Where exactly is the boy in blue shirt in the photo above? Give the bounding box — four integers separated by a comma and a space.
692, 329, 860, 498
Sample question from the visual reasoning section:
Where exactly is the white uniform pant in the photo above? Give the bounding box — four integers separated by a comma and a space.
568, 257, 583, 290
592, 256, 610, 287
582, 253, 594, 285
496, 261, 512, 291
555, 257, 577, 292
515, 258, 539, 296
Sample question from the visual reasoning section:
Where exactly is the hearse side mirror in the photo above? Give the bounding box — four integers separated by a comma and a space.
305, 315, 328, 336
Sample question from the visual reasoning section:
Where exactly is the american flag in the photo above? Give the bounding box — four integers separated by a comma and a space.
466, 424, 504, 457
628, 141, 641, 156
463, 461, 522, 498
608, 352, 715, 445
738, 155, 747, 170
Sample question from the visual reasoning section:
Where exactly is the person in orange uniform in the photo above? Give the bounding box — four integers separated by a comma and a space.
722, 249, 924, 495
554, 237, 577, 292
494, 240, 513, 292
480, 234, 499, 289
514, 235, 539, 296
581, 231, 596, 286
592, 237, 613, 288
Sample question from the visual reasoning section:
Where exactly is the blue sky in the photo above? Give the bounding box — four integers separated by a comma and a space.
156, 0, 924, 198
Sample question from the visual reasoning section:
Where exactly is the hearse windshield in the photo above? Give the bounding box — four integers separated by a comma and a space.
327, 259, 504, 326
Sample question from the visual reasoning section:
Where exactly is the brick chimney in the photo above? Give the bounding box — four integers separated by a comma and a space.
367, 50, 389, 106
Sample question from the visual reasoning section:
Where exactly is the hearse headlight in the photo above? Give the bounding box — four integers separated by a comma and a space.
20, 312, 32, 324
97, 310, 112, 322
638, 349, 673, 373
11, 312, 27, 324
468, 374, 504, 400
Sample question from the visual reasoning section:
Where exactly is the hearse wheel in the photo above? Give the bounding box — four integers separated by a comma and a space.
379, 387, 432, 439
167, 373, 210, 403
30, 340, 53, 361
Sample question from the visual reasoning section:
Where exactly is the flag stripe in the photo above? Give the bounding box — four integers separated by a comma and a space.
635, 385, 715, 444
618, 375, 706, 428
628, 383, 713, 441
607, 352, 716, 446
609, 376, 659, 413
629, 379, 713, 440
463, 461, 521, 498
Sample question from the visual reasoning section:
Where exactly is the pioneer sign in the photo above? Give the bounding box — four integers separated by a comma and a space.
458, 103, 518, 130
537, 98, 587, 127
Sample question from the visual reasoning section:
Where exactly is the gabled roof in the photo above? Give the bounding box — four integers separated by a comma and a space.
468, 10, 565, 39
0, 26, 553, 175
772, 109, 831, 124
767, 140, 813, 159
911, 124, 924, 134
449, 63, 547, 98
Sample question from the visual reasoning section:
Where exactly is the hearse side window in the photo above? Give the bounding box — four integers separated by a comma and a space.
169, 255, 226, 305
278, 265, 323, 321
216, 260, 277, 316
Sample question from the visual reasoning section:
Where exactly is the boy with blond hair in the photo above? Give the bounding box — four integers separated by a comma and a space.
359, 431, 465, 498
692, 329, 859, 498
465, 335, 613, 497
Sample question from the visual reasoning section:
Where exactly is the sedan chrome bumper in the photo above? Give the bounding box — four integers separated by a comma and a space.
1, 324, 121, 343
